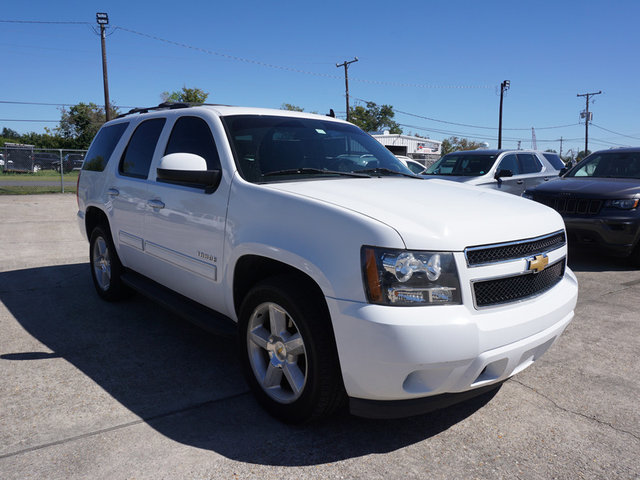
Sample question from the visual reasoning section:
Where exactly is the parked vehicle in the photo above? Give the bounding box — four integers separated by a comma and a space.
33, 152, 61, 172
53, 153, 85, 173
77, 104, 578, 422
523, 147, 640, 265
423, 149, 562, 196
396, 155, 427, 174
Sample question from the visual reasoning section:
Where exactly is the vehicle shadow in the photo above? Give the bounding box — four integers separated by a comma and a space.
0, 263, 497, 466
567, 248, 636, 273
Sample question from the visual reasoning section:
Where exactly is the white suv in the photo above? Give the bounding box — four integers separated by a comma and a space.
77, 104, 578, 423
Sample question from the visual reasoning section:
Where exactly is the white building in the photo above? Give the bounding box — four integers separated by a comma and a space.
371, 130, 441, 162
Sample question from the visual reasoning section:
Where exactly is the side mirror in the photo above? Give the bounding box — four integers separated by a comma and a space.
157, 153, 221, 193
494, 169, 513, 180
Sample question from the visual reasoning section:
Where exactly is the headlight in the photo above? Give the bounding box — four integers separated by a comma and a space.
605, 199, 639, 210
361, 247, 462, 306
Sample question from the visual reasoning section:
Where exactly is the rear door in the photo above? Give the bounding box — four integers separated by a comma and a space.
109, 117, 166, 272
517, 153, 547, 192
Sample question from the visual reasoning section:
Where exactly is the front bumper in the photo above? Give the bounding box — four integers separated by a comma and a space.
564, 215, 640, 256
326, 269, 577, 406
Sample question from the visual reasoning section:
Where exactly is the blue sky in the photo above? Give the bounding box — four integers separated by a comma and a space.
1, 0, 638, 155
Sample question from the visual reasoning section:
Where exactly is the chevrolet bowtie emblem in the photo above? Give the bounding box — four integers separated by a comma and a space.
528, 254, 549, 273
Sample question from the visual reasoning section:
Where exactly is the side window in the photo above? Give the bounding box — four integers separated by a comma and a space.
119, 118, 166, 179
518, 153, 542, 174
83, 122, 129, 172
164, 116, 221, 170
498, 154, 519, 175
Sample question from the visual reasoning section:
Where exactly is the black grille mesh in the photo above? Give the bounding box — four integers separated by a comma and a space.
466, 232, 566, 266
474, 260, 565, 307
534, 195, 603, 215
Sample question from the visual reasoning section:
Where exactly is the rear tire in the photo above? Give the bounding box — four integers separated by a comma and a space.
89, 225, 131, 301
238, 275, 345, 423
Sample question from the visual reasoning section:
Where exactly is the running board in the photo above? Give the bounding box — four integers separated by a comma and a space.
121, 271, 237, 338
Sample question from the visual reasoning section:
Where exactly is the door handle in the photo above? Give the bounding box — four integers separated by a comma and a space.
107, 188, 119, 197
516, 180, 524, 184
147, 199, 165, 210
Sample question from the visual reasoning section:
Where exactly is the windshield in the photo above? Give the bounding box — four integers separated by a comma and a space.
222, 115, 413, 183
566, 151, 640, 179
424, 153, 498, 176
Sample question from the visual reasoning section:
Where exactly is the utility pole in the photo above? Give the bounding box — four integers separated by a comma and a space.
559, 137, 563, 157
498, 80, 510, 149
96, 12, 111, 122
577, 90, 601, 155
336, 57, 358, 122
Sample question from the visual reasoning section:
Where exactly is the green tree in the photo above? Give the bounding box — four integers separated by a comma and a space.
161, 86, 209, 103
348, 101, 402, 134
56, 102, 118, 149
1, 127, 20, 139
440, 137, 487, 155
281, 103, 305, 112
576, 149, 591, 162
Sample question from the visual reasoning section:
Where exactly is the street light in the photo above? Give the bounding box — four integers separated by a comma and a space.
498, 80, 510, 149
96, 13, 111, 121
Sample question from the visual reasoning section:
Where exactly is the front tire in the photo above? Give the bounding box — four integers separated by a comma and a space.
238, 276, 345, 423
89, 225, 130, 301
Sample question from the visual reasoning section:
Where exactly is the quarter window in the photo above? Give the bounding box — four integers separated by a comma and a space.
83, 122, 129, 172
119, 118, 166, 179
165, 116, 221, 170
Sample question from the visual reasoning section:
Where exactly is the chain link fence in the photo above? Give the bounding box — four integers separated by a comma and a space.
1, 145, 88, 193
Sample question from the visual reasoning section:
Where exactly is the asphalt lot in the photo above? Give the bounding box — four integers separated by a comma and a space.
0, 194, 638, 480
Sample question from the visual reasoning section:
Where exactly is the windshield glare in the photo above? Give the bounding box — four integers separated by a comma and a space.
222, 115, 412, 182
424, 153, 498, 176
567, 152, 640, 179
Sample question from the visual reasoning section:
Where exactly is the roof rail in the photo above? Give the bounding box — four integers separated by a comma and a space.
115, 102, 231, 119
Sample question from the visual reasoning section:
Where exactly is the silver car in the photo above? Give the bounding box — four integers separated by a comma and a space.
422, 149, 565, 196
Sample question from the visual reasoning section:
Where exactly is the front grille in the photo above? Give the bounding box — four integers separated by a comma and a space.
534, 195, 603, 216
473, 259, 565, 307
465, 231, 566, 266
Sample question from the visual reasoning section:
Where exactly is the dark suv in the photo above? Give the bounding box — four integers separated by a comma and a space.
53, 153, 85, 173
524, 148, 640, 265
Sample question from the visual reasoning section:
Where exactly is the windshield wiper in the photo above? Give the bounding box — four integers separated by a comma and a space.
262, 168, 370, 178
357, 167, 421, 178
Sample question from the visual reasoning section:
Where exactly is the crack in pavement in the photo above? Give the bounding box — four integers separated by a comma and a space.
511, 379, 640, 442
0, 390, 251, 461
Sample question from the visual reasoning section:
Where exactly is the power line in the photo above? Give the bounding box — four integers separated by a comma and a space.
0, 100, 135, 108
113, 26, 492, 89
0, 19, 90, 25
591, 123, 640, 140
352, 96, 581, 131
0, 118, 59, 122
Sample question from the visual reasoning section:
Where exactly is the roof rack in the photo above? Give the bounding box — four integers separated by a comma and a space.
116, 102, 228, 119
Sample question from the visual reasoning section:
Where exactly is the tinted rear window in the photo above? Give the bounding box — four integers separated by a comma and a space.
83, 122, 129, 172
119, 118, 166, 179
424, 153, 498, 176
542, 153, 565, 170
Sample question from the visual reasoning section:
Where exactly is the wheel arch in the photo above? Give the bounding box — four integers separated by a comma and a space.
84, 206, 111, 240
232, 255, 329, 320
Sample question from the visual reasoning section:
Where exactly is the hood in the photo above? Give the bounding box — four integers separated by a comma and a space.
530, 177, 640, 198
268, 177, 564, 251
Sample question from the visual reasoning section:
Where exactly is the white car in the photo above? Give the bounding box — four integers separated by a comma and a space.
77, 105, 578, 422
395, 155, 426, 174
423, 149, 564, 196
